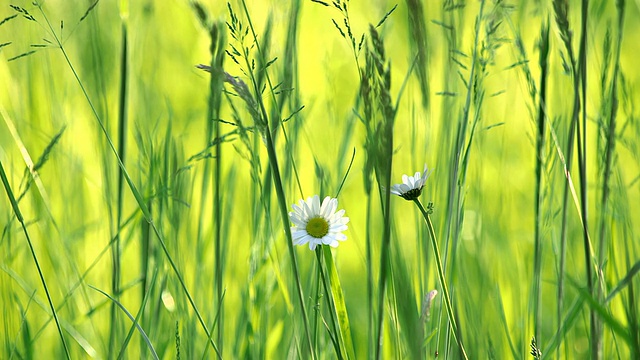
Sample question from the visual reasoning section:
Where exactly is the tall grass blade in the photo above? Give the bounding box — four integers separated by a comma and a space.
553, 1, 598, 356
575, 0, 598, 356
206, 20, 227, 352
109, 8, 129, 356
568, 278, 632, 345
390, 239, 423, 359
493, 285, 519, 360
406, 0, 429, 109
231, 2, 316, 357
322, 246, 357, 360
533, 17, 550, 348
10, 290, 36, 360
542, 296, 585, 360
89, 285, 159, 360
605, 261, 640, 305
315, 249, 344, 359
32, 5, 221, 357
358, 24, 396, 360
116, 269, 158, 359
0, 161, 71, 360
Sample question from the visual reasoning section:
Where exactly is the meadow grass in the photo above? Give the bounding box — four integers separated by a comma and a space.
1, 0, 640, 359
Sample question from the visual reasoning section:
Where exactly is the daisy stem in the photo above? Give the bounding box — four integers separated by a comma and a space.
413, 199, 468, 360
322, 246, 357, 360
315, 248, 344, 359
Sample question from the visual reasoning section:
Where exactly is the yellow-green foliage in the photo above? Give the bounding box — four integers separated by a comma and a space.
1, 0, 639, 358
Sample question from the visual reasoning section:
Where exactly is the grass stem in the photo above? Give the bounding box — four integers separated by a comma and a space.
34, 5, 222, 357
0, 161, 71, 360
262, 126, 316, 359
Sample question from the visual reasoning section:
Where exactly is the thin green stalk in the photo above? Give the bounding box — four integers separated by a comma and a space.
557, 104, 575, 360
233, 2, 315, 357
34, 6, 221, 357
413, 199, 468, 360
312, 255, 321, 353
366, 194, 374, 360
435, 3, 461, 352
0, 161, 71, 360
553, 0, 594, 357
621, 222, 640, 357
117, 269, 158, 360
110, 13, 129, 359
213, 75, 224, 356
262, 121, 316, 359
388, 267, 402, 359
575, 1, 598, 357
374, 170, 393, 360
534, 19, 550, 348
596, 1, 625, 358
440, 1, 485, 356
90, 285, 159, 360
238, 0, 305, 200
27, 211, 137, 346
208, 22, 226, 351
139, 156, 153, 333
406, 0, 430, 109
451, 0, 485, 195
597, 21, 622, 280
364, 24, 396, 360
315, 248, 344, 360
322, 246, 356, 360
502, 10, 555, 356
192, 14, 227, 354
7, 289, 37, 360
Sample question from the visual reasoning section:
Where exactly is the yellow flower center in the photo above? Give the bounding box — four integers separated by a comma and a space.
306, 217, 329, 238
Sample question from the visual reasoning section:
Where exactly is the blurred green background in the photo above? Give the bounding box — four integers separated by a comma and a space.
1, 0, 639, 358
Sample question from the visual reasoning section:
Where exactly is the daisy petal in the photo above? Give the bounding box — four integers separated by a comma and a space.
292, 230, 308, 241
294, 234, 313, 246
311, 195, 321, 215
333, 233, 347, 241
330, 224, 348, 232
321, 235, 334, 245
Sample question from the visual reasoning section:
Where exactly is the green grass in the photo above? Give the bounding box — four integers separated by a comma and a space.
1, 0, 640, 359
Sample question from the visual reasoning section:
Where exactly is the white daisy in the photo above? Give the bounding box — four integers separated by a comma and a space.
390, 164, 432, 201
289, 195, 349, 250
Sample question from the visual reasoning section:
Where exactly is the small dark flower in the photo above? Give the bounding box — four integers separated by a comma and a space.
390, 164, 432, 201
